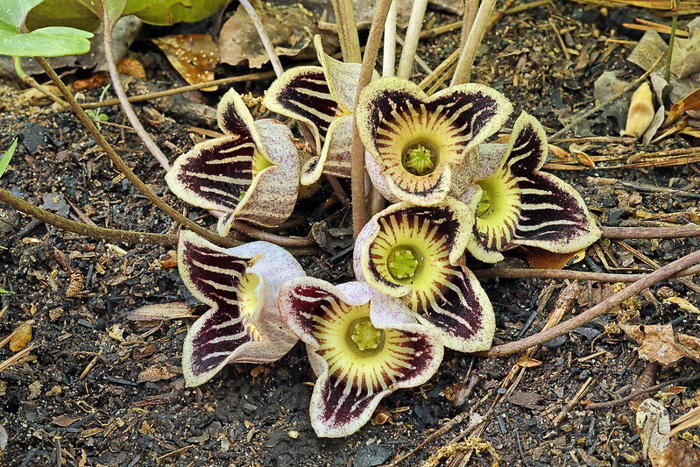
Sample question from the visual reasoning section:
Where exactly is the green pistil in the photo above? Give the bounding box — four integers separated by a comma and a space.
404, 145, 435, 175
350, 318, 382, 351
388, 248, 418, 279
477, 189, 491, 216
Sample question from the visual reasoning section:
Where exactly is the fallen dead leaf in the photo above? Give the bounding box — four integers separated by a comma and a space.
137, 364, 179, 383
525, 247, 586, 270
127, 302, 196, 321
52, 414, 82, 427
621, 321, 700, 365
117, 57, 146, 80
664, 296, 700, 314
152, 34, 218, 90
9, 323, 32, 352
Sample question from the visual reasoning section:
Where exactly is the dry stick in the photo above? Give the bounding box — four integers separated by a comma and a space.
602, 225, 700, 239
230, 221, 316, 248
332, 0, 362, 63
475, 248, 700, 358
586, 374, 700, 409
397, 0, 429, 79
0, 188, 176, 246
550, 51, 665, 140
101, 11, 170, 171
474, 264, 700, 282
350, 0, 393, 238
239, 0, 284, 78
34, 57, 240, 249
81, 71, 277, 109
451, 0, 498, 85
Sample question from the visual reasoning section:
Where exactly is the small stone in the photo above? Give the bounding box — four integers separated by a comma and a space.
353, 444, 394, 467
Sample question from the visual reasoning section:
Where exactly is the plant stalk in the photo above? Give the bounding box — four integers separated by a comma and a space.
473, 265, 700, 282
451, 0, 498, 85
239, 0, 285, 77
397, 0, 428, 79
350, 0, 393, 237
34, 56, 240, 249
382, 0, 397, 76
332, 0, 362, 63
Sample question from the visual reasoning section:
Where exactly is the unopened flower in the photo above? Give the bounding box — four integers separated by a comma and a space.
262, 35, 377, 185
279, 279, 443, 437
356, 76, 512, 206
166, 89, 299, 236
178, 231, 305, 387
455, 113, 601, 263
354, 200, 495, 352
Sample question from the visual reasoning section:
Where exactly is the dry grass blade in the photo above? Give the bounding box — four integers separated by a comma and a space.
573, 0, 700, 15
662, 405, 700, 442
0, 345, 36, 373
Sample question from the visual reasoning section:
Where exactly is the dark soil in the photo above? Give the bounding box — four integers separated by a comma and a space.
0, 2, 699, 466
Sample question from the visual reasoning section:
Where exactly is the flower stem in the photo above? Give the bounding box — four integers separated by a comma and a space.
451, 0, 498, 85
332, 0, 362, 63
382, 0, 397, 76
350, 0, 393, 237
33, 57, 240, 249
476, 248, 700, 358
0, 187, 176, 246
240, 0, 285, 77
102, 21, 171, 171
397, 0, 428, 79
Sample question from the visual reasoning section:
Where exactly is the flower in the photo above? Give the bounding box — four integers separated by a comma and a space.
262, 35, 377, 185
354, 200, 495, 352
454, 112, 602, 263
279, 279, 443, 437
166, 88, 299, 236
178, 231, 305, 387
356, 76, 512, 206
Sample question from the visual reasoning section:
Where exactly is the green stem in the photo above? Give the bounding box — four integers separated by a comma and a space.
33, 56, 240, 249
0, 187, 176, 246
332, 0, 362, 63
663, 0, 679, 101
12, 56, 67, 108
350, 0, 393, 237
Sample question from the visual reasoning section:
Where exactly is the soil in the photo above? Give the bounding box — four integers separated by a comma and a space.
0, 1, 699, 466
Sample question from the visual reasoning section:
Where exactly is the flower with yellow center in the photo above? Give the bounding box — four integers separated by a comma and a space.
354, 199, 495, 353
166, 89, 300, 236
450, 113, 601, 263
178, 231, 305, 387
356, 76, 513, 206
279, 279, 443, 437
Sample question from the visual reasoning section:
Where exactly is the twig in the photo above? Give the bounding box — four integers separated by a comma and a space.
350, 0, 393, 237
0, 187, 176, 246
473, 264, 700, 282
475, 248, 700, 357
397, 0, 428, 79
34, 57, 240, 249
0, 344, 36, 373
586, 374, 700, 409
101, 6, 170, 171
602, 225, 700, 239
80, 71, 276, 109
230, 221, 317, 248
239, 0, 284, 77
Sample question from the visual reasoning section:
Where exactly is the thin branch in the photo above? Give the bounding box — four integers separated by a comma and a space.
0, 188, 176, 246
239, 0, 284, 77
230, 221, 317, 248
102, 14, 171, 171
34, 57, 240, 249
586, 374, 700, 409
397, 0, 428, 79
475, 248, 700, 358
451, 0, 498, 85
473, 264, 700, 282
350, 0, 393, 237
602, 225, 700, 239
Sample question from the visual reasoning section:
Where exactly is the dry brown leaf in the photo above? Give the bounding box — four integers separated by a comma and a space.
126, 302, 196, 321
52, 414, 82, 427
664, 296, 700, 314
152, 34, 219, 91
516, 355, 542, 368
371, 406, 393, 425
621, 321, 700, 365
250, 365, 268, 378
622, 81, 655, 138
73, 72, 107, 92
117, 57, 146, 80
159, 250, 177, 268
525, 247, 586, 270
667, 87, 700, 125
137, 364, 179, 383
9, 323, 32, 352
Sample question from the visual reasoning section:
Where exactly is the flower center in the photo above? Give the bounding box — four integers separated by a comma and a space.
348, 317, 385, 354
403, 143, 437, 176
477, 188, 492, 216
239, 272, 262, 340
387, 246, 420, 280
476, 178, 504, 220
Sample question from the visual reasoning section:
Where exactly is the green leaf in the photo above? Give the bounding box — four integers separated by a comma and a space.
0, 287, 8, 294
0, 20, 93, 56
24, 0, 101, 31
0, 138, 17, 179
128, 0, 228, 26
0, 0, 44, 28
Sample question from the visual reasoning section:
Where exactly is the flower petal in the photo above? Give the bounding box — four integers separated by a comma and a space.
262, 66, 340, 154
466, 113, 601, 260
179, 231, 304, 387
314, 35, 364, 113
356, 77, 512, 205
300, 114, 353, 184
279, 278, 443, 437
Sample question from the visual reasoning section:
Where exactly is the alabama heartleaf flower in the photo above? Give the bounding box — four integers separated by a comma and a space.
454, 112, 602, 263
279, 279, 443, 438
354, 199, 495, 353
166, 89, 299, 236
356, 76, 512, 206
178, 231, 305, 387
262, 35, 378, 185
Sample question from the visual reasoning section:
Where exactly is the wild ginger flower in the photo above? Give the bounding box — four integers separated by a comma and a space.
356, 76, 512, 206
262, 35, 377, 185
279, 279, 443, 437
178, 231, 305, 387
166, 89, 299, 236
453, 113, 602, 263
354, 200, 495, 353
